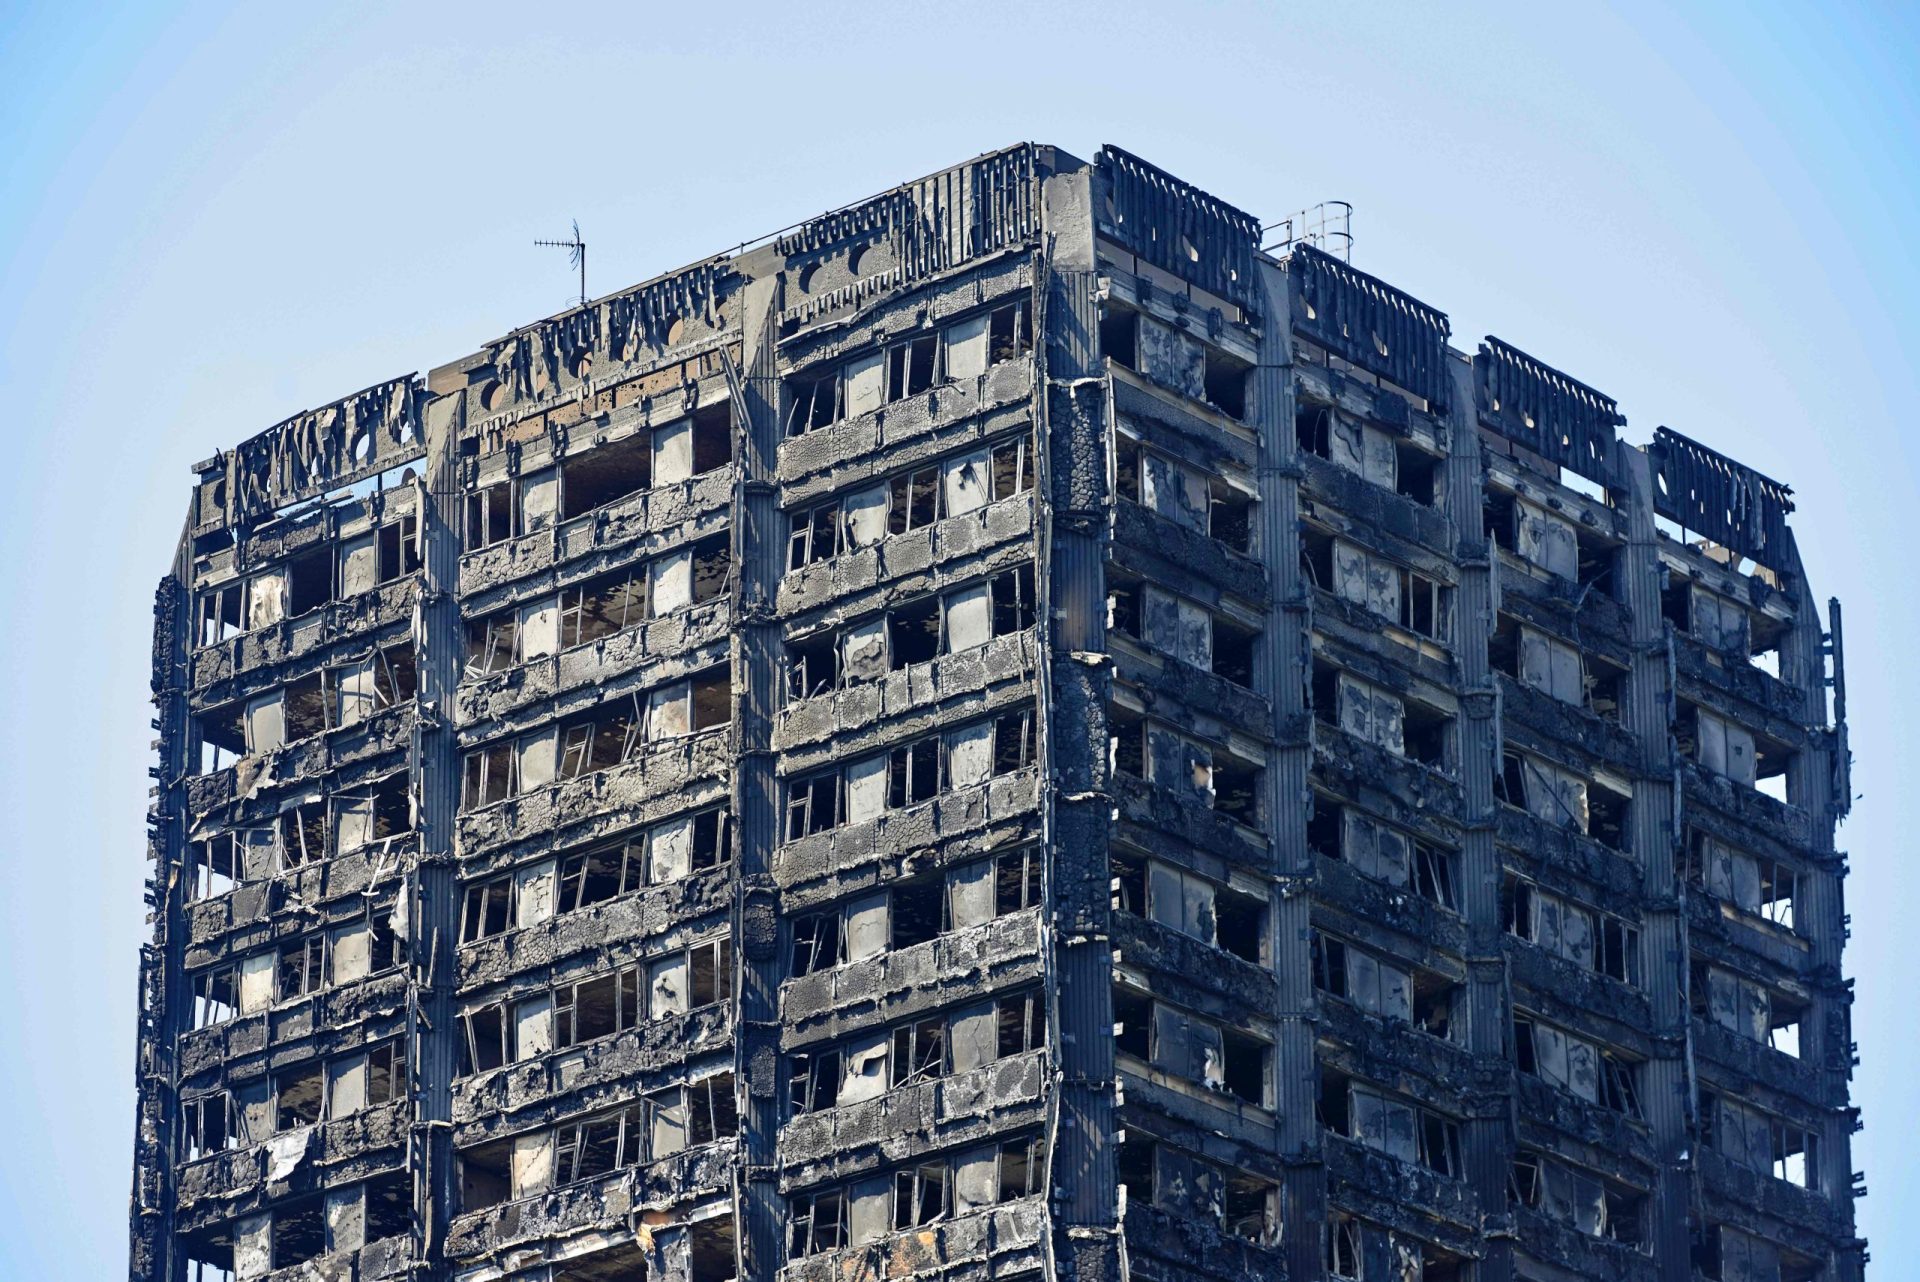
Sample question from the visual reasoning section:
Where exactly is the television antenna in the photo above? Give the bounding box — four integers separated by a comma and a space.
535, 220, 587, 307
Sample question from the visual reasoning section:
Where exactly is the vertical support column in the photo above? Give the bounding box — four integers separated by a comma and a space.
732, 274, 786, 1280
1783, 564, 1864, 1282
1617, 448, 1689, 1276
1251, 259, 1325, 1280
414, 389, 466, 1276
1444, 357, 1512, 1282
137, 571, 191, 1282
1038, 170, 1121, 1279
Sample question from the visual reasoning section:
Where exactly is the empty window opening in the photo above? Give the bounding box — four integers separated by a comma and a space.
999, 991, 1045, 1057
892, 1017, 947, 1087
888, 466, 941, 535
1100, 306, 1138, 370
560, 566, 648, 650
377, 515, 420, 584
1221, 1029, 1268, 1106
689, 535, 731, 606
274, 1062, 324, 1131
1403, 699, 1451, 770
466, 482, 516, 549
1109, 704, 1146, 778
787, 631, 839, 700
1209, 752, 1260, 826
560, 433, 652, 518
889, 595, 942, 668
786, 771, 841, 840
894, 1162, 948, 1229
691, 666, 731, 731
1108, 575, 1142, 639
1113, 986, 1151, 1060
458, 872, 510, 942
270, 1196, 326, 1271
886, 334, 940, 401
996, 848, 1042, 915
1210, 480, 1253, 553
992, 564, 1036, 636
889, 737, 942, 808
1203, 350, 1249, 419
788, 500, 840, 570
690, 405, 732, 474
789, 1048, 842, 1115
1114, 437, 1141, 503
1396, 443, 1440, 506
890, 877, 946, 950
1212, 616, 1257, 688
1215, 884, 1265, 964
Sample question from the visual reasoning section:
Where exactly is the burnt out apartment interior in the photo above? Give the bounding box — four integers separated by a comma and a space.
133, 143, 1864, 1282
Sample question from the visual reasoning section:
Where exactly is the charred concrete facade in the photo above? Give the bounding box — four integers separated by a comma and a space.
133, 144, 1864, 1282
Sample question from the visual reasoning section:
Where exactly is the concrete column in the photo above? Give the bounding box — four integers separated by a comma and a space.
1444, 356, 1512, 1282
1251, 258, 1326, 1280
732, 273, 785, 1279
1039, 169, 1121, 1279
415, 388, 467, 1275
1617, 448, 1689, 1276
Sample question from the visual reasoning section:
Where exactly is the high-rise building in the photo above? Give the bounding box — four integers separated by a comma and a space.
132, 143, 1863, 1282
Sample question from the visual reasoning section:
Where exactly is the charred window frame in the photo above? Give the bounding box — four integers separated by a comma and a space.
891, 1017, 948, 1087
789, 1048, 842, 1116
278, 935, 328, 1002
556, 838, 644, 915
998, 991, 1046, 1057
464, 609, 520, 677
786, 368, 843, 438
888, 735, 944, 809
991, 564, 1036, 636
791, 909, 844, 978
462, 741, 516, 809
788, 1187, 847, 1258
181, 1091, 235, 1161
559, 566, 648, 650
788, 500, 842, 571
376, 513, 421, 584
990, 434, 1036, 501
552, 1102, 647, 1188
992, 710, 1036, 776
887, 466, 942, 535
886, 333, 941, 401
894, 1161, 950, 1230
785, 770, 842, 841
465, 481, 516, 550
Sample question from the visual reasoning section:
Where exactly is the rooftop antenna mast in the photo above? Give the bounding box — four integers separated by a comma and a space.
535, 220, 587, 307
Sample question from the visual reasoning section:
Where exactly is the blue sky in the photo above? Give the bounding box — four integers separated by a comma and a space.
1, 2, 1913, 1274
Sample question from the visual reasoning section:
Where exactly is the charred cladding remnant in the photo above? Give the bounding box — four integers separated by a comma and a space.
133, 144, 1865, 1282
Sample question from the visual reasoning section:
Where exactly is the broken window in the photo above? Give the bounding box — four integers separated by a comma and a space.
466, 481, 516, 550
1100, 305, 1138, 370
1113, 986, 1151, 1060
997, 991, 1045, 1058
888, 736, 942, 809
1210, 479, 1253, 553
181, 1092, 234, 1160
787, 630, 839, 700
992, 710, 1035, 775
555, 837, 644, 914
278, 936, 328, 1003
791, 1044, 849, 1119
788, 500, 841, 570
787, 367, 842, 437
788, 1187, 847, 1258
888, 466, 942, 535
462, 741, 515, 809
1222, 1029, 1269, 1106
785, 770, 841, 841
989, 434, 1036, 502
1109, 703, 1146, 778
1213, 751, 1261, 827
187, 835, 243, 901
886, 333, 939, 401
274, 1062, 325, 1131
464, 609, 519, 677
688, 937, 732, 1008
553, 1102, 647, 1187
990, 564, 1036, 637
195, 701, 247, 774
376, 514, 420, 584
559, 566, 648, 650
1326, 1212, 1363, 1279
891, 1017, 947, 1087
561, 433, 651, 520
1396, 443, 1441, 506
888, 594, 941, 669
894, 1161, 949, 1229
988, 300, 1033, 364
195, 581, 245, 647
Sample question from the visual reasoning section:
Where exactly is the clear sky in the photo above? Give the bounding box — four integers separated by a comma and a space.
1, 1, 1913, 1275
